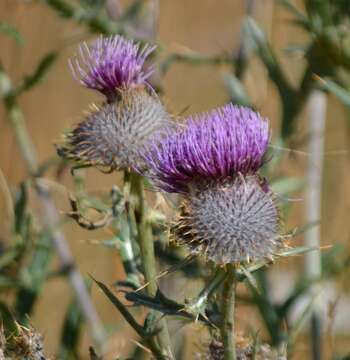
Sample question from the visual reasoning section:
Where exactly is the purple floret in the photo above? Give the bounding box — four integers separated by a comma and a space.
143, 104, 269, 193
70, 35, 156, 99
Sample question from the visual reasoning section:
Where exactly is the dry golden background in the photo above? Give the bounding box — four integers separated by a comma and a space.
0, 0, 350, 358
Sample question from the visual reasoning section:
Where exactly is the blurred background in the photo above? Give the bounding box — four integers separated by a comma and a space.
0, 0, 350, 359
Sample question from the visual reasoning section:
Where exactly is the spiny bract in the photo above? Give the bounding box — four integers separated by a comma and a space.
59, 88, 170, 171
171, 175, 280, 264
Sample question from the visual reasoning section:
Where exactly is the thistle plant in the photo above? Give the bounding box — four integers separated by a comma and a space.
142, 104, 284, 359
2, 1, 350, 359
59, 35, 170, 172
143, 104, 282, 265
59, 34, 173, 359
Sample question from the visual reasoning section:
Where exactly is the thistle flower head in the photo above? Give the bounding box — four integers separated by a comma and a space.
172, 175, 281, 264
140, 103, 281, 264
143, 104, 269, 193
70, 35, 156, 100
58, 87, 170, 171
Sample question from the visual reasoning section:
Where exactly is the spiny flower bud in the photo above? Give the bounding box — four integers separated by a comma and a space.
172, 175, 280, 264
59, 87, 170, 171
202, 337, 278, 360
70, 35, 156, 101
142, 104, 282, 264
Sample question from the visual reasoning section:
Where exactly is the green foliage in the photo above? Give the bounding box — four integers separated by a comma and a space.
93, 277, 143, 334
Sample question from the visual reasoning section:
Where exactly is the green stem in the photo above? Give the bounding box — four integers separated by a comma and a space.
5, 101, 38, 176
129, 172, 173, 359
221, 265, 237, 360
117, 174, 140, 289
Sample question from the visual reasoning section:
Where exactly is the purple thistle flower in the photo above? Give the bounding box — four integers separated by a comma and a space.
70, 35, 156, 100
141, 103, 282, 264
143, 104, 269, 193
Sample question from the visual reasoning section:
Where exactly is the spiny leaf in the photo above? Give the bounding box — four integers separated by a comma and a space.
125, 290, 214, 326
92, 277, 145, 337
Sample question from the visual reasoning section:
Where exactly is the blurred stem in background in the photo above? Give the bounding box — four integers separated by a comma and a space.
305, 90, 327, 360
0, 64, 106, 350
233, 0, 256, 79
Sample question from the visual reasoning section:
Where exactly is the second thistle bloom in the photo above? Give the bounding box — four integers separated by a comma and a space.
70, 35, 156, 100
59, 35, 170, 172
143, 104, 281, 264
